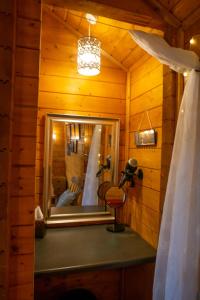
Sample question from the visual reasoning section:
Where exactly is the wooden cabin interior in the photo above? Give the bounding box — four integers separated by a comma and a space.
1, 0, 200, 299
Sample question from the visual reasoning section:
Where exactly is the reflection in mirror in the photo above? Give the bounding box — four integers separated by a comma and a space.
43, 114, 120, 225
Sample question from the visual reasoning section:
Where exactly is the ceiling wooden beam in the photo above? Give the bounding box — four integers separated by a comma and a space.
182, 7, 200, 30
43, 0, 165, 30
46, 6, 128, 72
145, 0, 181, 28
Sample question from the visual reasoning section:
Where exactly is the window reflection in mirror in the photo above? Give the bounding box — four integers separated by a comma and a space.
43, 114, 120, 225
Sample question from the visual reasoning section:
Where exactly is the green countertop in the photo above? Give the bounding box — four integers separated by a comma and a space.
35, 225, 156, 275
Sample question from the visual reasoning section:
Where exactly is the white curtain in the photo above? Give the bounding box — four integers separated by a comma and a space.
129, 30, 200, 300
82, 124, 102, 206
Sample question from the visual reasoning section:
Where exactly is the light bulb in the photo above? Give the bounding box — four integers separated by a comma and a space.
189, 37, 195, 45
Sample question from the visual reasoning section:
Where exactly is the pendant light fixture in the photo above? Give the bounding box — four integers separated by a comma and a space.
77, 13, 101, 76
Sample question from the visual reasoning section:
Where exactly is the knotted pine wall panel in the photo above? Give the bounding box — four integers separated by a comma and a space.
121, 55, 163, 248
9, 0, 41, 299
0, 1, 14, 298
36, 7, 126, 206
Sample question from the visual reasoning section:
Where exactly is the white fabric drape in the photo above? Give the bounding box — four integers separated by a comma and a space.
82, 124, 102, 206
129, 30, 200, 300
130, 30, 200, 73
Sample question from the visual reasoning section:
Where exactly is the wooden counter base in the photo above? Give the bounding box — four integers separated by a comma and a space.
35, 263, 155, 300
35, 225, 156, 299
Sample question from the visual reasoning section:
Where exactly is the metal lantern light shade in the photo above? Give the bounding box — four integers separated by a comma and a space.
77, 36, 101, 76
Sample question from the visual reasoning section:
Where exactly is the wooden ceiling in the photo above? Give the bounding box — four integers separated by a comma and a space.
43, 0, 200, 71
43, 5, 163, 70
44, 0, 200, 30
156, 0, 200, 29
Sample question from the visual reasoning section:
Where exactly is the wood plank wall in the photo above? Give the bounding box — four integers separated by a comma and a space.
0, 1, 199, 299
35, 263, 154, 300
184, 19, 200, 56
36, 7, 126, 207
160, 64, 176, 214
0, 1, 15, 299
120, 53, 164, 248
9, 1, 41, 299
185, 19, 200, 46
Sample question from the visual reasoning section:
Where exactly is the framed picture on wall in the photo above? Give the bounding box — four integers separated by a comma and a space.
80, 124, 84, 140
134, 129, 157, 146
66, 124, 71, 141
74, 140, 78, 153
71, 124, 75, 140
74, 123, 80, 140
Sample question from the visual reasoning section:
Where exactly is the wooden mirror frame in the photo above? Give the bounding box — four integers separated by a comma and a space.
43, 113, 120, 226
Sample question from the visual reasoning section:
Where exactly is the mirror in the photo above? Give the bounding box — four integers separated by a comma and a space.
43, 113, 120, 225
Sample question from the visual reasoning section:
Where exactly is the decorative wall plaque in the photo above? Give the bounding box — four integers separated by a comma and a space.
134, 129, 157, 146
